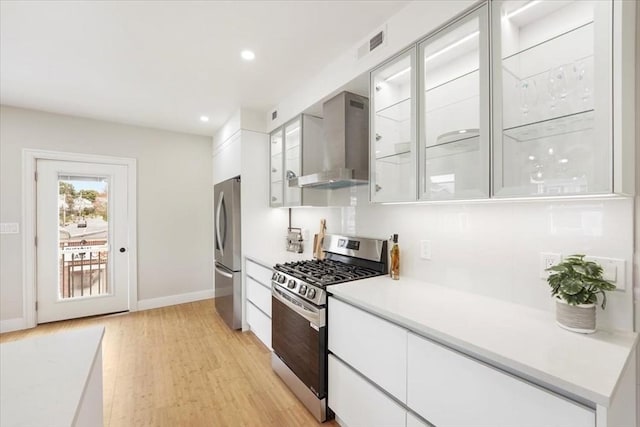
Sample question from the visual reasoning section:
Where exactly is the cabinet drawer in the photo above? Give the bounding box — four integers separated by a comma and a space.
246, 301, 271, 350
246, 276, 271, 317
246, 260, 273, 286
328, 297, 407, 402
328, 354, 406, 427
407, 333, 595, 427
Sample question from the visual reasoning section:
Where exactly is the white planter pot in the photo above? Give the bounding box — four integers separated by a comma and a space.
555, 299, 596, 334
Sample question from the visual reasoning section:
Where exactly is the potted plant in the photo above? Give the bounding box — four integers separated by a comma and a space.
545, 254, 616, 333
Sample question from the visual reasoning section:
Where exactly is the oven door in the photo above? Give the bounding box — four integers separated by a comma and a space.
271, 283, 326, 398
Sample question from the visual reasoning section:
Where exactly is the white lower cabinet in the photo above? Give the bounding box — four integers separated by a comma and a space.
245, 259, 273, 349
246, 301, 271, 350
328, 297, 407, 401
406, 332, 595, 427
329, 354, 406, 427
406, 412, 429, 427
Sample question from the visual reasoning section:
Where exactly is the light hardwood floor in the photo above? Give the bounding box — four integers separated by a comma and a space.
0, 299, 339, 427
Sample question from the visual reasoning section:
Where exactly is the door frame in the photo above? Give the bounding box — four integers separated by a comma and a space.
22, 149, 138, 327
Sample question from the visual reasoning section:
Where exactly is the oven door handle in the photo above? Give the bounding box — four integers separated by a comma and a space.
272, 285, 324, 328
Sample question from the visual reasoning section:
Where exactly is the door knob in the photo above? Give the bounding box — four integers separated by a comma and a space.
119, 248, 126, 253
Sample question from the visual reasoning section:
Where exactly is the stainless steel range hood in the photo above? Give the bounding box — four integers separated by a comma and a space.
290, 91, 369, 189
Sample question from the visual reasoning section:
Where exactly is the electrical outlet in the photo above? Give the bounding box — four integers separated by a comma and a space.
0, 223, 19, 234
540, 252, 562, 279
420, 240, 431, 260
585, 256, 626, 291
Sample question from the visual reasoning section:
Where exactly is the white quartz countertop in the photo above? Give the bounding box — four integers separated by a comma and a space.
1, 326, 105, 427
328, 276, 638, 407
245, 251, 310, 269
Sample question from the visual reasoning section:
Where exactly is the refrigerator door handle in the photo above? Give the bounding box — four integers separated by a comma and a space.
215, 264, 234, 279
216, 191, 225, 257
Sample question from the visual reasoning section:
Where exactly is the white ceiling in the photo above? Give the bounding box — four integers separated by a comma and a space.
0, 1, 409, 136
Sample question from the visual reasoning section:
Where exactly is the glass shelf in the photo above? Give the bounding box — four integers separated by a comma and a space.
502, 22, 593, 66
376, 141, 412, 159
375, 97, 411, 122
503, 109, 594, 142
376, 150, 412, 164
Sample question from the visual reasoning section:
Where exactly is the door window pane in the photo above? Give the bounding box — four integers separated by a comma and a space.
58, 175, 110, 299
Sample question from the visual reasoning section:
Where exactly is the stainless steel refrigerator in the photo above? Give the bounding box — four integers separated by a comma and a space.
214, 176, 242, 330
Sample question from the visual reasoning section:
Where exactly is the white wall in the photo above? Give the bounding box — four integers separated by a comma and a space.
343, 198, 634, 331
0, 105, 213, 322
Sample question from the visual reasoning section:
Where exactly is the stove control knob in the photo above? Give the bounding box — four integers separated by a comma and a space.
278, 275, 286, 284
299, 285, 307, 295
307, 288, 316, 299
287, 279, 296, 289
272, 272, 278, 281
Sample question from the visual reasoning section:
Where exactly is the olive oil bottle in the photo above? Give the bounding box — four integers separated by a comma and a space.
390, 234, 400, 280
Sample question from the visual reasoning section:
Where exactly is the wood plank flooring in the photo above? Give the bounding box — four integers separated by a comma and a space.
0, 299, 339, 427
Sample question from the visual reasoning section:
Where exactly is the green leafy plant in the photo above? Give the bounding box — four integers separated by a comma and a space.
546, 254, 616, 309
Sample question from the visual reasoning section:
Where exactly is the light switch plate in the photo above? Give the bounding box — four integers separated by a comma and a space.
420, 240, 431, 260
0, 223, 19, 234
585, 256, 626, 291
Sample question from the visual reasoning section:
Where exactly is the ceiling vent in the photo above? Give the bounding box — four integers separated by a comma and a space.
357, 26, 386, 60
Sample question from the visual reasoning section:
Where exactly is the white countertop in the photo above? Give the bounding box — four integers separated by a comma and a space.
1, 326, 105, 427
328, 276, 638, 407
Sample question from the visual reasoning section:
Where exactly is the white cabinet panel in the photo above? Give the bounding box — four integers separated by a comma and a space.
246, 301, 271, 350
328, 355, 406, 427
328, 297, 407, 401
407, 332, 595, 427
246, 276, 271, 317
246, 260, 273, 287
213, 132, 241, 185
406, 412, 429, 427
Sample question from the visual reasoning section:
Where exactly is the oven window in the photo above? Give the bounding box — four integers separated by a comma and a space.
272, 296, 326, 397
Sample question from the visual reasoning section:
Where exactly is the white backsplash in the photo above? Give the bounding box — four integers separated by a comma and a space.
291, 195, 634, 332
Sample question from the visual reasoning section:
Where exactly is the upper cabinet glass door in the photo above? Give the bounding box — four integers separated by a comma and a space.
283, 118, 302, 207
419, 4, 489, 200
269, 127, 283, 207
492, 0, 612, 197
370, 48, 417, 202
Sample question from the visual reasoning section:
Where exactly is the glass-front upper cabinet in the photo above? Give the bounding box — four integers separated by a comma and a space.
283, 117, 302, 206
492, 0, 612, 197
418, 4, 490, 200
269, 127, 283, 207
370, 47, 417, 202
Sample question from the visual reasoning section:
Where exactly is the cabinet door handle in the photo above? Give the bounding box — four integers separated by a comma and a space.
375, 184, 382, 192
375, 133, 382, 141
271, 196, 277, 202
272, 168, 277, 173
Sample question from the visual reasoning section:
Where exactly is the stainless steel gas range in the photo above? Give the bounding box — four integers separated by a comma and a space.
270, 234, 388, 422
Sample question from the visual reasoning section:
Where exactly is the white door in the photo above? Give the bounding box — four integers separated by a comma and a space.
36, 159, 130, 323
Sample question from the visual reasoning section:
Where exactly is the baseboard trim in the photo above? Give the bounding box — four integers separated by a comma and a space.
0, 317, 28, 333
137, 289, 214, 311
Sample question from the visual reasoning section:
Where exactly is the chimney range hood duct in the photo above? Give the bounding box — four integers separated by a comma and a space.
290, 91, 369, 189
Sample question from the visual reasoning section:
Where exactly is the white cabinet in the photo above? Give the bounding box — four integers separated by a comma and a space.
406, 332, 595, 427
328, 354, 407, 427
406, 412, 429, 427
369, 0, 635, 202
270, 114, 324, 207
491, 0, 618, 197
269, 128, 284, 207
328, 297, 407, 401
370, 47, 417, 203
213, 131, 241, 185
418, 4, 490, 200
245, 259, 273, 349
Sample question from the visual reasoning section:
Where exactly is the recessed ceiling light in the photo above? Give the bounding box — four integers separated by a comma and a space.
241, 50, 255, 61
200, 116, 209, 122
